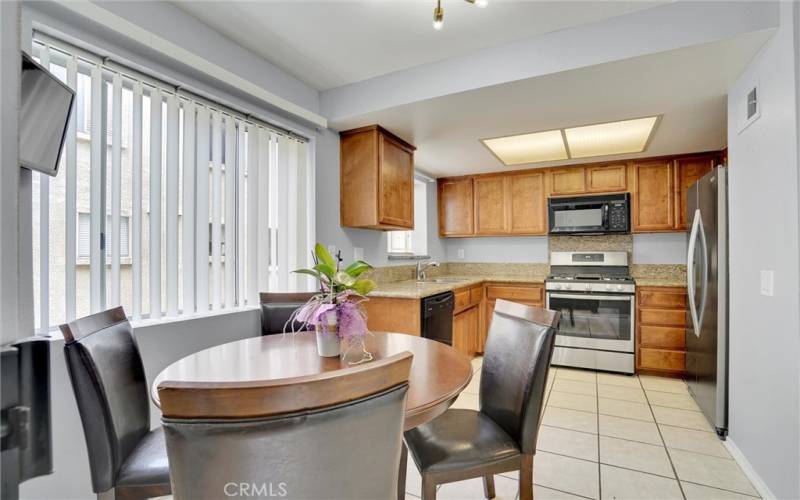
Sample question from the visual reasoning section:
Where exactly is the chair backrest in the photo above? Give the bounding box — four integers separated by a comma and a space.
259, 292, 315, 335
158, 351, 413, 500
59, 306, 150, 493
479, 299, 559, 455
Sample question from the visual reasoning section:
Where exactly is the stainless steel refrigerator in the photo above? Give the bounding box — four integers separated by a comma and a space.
686, 165, 728, 438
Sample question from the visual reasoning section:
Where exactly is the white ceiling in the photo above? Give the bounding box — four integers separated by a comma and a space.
329, 31, 771, 177
173, 0, 666, 91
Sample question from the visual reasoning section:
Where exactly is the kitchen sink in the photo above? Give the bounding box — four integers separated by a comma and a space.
416, 278, 467, 284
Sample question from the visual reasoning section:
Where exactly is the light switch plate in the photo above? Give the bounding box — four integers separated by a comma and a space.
353, 247, 364, 260
457, 249, 465, 259
760, 270, 774, 296
327, 245, 337, 258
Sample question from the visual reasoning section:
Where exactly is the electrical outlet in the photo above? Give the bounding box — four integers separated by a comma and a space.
760, 270, 774, 296
457, 249, 465, 259
353, 247, 364, 260
327, 245, 337, 257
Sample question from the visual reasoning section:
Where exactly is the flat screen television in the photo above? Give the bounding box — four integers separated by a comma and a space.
19, 51, 75, 177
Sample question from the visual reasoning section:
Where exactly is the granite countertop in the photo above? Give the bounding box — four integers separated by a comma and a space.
631, 264, 687, 288
370, 274, 547, 299
633, 277, 688, 287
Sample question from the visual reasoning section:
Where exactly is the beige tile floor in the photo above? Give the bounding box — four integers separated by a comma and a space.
404, 357, 760, 500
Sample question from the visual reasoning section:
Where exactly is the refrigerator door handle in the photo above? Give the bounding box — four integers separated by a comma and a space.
687, 209, 704, 338
697, 214, 709, 334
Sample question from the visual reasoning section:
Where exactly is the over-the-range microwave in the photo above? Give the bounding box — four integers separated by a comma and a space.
548, 192, 630, 235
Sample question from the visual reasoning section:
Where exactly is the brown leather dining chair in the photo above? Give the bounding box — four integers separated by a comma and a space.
259, 291, 315, 335
403, 299, 560, 500
157, 351, 414, 500
60, 306, 171, 500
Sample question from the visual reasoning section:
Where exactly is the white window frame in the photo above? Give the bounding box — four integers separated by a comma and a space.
387, 179, 428, 256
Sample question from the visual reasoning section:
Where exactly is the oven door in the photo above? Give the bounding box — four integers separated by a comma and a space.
549, 202, 609, 234
546, 292, 635, 353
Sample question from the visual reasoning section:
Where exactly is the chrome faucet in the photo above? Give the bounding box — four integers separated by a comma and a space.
416, 260, 440, 280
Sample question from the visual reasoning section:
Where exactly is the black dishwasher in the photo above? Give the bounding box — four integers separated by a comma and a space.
421, 292, 454, 345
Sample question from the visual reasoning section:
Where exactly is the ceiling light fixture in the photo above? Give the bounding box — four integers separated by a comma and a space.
564, 116, 659, 159
433, 0, 444, 30
480, 116, 661, 166
433, 0, 488, 31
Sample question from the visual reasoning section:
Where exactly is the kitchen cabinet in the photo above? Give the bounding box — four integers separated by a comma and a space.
363, 297, 421, 336
586, 163, 627, 193
674, 155, 715, 230
438, 177, 474, 236
481, 283, 544, 353
474, 175, 509, 235
508, 171, 548, 235
453, 284, 483, 357
636, 286, 687, 375
340, 125, 415, 230
437, 150, 723, 237
549, 167, 586, 195
632, 159, 675, 232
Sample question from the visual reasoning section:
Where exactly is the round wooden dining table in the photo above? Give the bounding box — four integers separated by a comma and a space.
151, 331, 473, 431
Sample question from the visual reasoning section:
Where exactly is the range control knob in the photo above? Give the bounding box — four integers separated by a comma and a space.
617, 284, 624, 291
605, 284, 612, 291
564, 283, 572, 290
585, 284, 592, 291
553, 283, 562, 290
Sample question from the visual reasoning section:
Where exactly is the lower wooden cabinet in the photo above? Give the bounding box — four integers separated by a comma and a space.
363, 297, 421, 336
636, 286, 687, 375
481, 283, 545, 353
453, 305, 479, 358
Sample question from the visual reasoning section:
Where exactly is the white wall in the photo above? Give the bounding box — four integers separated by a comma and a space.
632, 233, 687, 264
315, 128, 446, 267
20, 310, 261, 500
445, 236, 549, 263
0, 0, 23, 345
442, 233, 686, 264
726, 3, 800, 499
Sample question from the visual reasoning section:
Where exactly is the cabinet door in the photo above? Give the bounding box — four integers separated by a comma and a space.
438, 178, 474, 236
508, 172, 547, 235
586, 163, 627, 193
377, 134, 414, 228
675, 155, 714, 230
549, 167, 586, 195
453, 309, 469, 355
481, 299, 496, 353
632, 160, 675, 232
474, 176, 509, 235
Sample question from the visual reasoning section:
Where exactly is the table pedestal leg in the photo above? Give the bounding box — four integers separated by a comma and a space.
398, 441, 408, 500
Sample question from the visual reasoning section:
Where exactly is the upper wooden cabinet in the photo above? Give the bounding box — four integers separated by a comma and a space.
586, 163, 627, 193
631, 159, 675, 232
549, 167, 586, 195
437, 151, 720, 236
339, 125, 415, 230
438, 177, 474, 236
674, 156, 715, 230
474, 176, 509, 235
508, 171, 547, 235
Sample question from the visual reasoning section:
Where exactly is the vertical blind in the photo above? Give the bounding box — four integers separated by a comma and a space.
31, 36, 315, 333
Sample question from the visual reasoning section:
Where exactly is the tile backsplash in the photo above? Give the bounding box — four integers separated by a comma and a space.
548, 234, 633, 260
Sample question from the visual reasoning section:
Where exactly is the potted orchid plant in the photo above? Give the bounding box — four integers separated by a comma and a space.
289, 243, 377, 360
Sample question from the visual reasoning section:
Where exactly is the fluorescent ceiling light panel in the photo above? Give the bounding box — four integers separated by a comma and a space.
565, 116, 658, 159
482, 130, 568, 165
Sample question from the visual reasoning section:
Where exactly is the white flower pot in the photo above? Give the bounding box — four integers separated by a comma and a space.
315, 315, 340, 357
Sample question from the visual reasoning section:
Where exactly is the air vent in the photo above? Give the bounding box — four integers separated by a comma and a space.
747, 87, 758, 120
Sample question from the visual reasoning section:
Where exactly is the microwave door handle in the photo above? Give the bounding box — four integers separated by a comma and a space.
602, 204, 609, 229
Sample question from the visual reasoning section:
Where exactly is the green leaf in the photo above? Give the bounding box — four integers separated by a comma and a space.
313, 263, 336, 279
334, 271, 356, 286
351, 278, 376, 296
344, 260, 372, 278
314, 243, 336, 269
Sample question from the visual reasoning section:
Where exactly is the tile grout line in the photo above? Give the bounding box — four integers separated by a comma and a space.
595, 370, 602, 500
679, 479, 762, 499
638, 374, 687, 500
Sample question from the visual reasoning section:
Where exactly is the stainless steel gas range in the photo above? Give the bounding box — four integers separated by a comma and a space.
546, 251, 635, 374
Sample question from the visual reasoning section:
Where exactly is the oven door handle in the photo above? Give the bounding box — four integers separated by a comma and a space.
547, 293, 633, 301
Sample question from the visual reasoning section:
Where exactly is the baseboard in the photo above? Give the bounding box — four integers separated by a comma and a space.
724, 437, 777, 499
